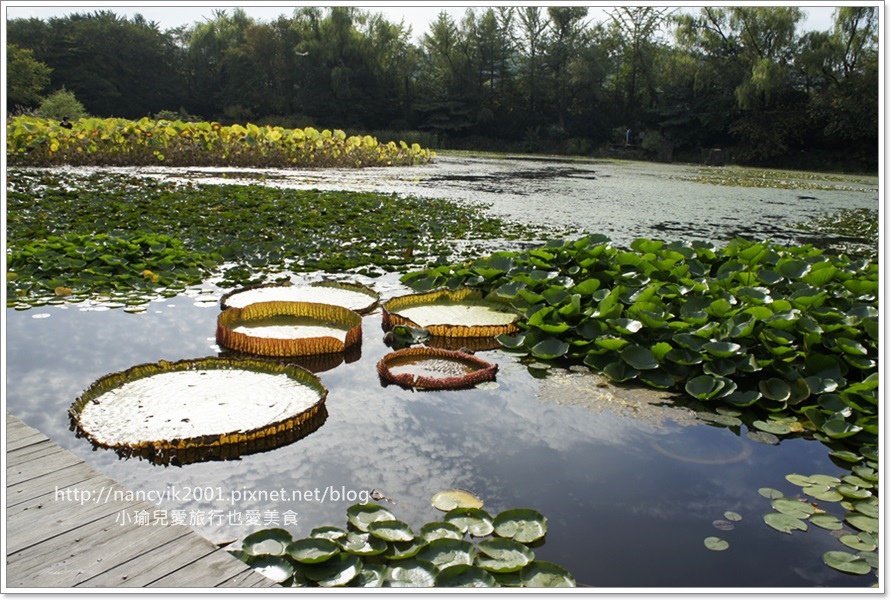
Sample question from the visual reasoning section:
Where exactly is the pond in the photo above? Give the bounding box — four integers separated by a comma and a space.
5, 157, 879, 588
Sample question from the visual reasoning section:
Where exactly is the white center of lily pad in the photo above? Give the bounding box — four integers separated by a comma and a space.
226, 286, 374, 310
78, 370, 321, 445
232, 317, 350, 341
395, 303, 517, 327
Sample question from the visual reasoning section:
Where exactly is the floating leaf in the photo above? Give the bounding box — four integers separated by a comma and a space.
823, 551, 872, 575
840, 534, 877, 552
346, 503, 396, 532
704, 537, 729, 551
845, 513, 878, 534
520, 561, 576, 587
435, 564, 498, 587
620, 345, 659, 370
712, 520, 735, 532
287, 538, 341, 564
368, 520, 415, 543
746, 430, 779, 445
763, 512, 808, 534
493, 509, 548, 544
419, 522, 464, 543
339, 531, 388, 556
475, 538, 535, 573
311, 526, 347, 541
383, 558, 437, 588
758, 487, 784, 499
724, 511, 742, 522
809, 514, 843, 530
243, 528, 293, 556
416, 538, 476, 570
303, 553, 362, 587
432, 489, 484, 511
753, 420, 791, 435
771, 498, 815, 519
248, 555, 295, 583
444, 507, 494, 537
685, 375, 726, 400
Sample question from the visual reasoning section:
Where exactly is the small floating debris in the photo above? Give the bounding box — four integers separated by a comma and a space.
69, 357, 328, 465
382, 288, 520, 339
217, 301, 362, 357
220, 280, 379, 314
377, 347, 498, 390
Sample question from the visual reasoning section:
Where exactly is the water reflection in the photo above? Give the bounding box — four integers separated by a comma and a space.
4, 281, 869, 587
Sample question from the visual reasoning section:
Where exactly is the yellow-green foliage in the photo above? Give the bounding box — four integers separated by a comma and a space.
6, 116, 435, 167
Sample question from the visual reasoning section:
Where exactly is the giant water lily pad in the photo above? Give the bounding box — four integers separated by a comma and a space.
221, 280, 379, 313
69, 357, 328, 465
287, 538, 341, 564
217, 301, 362, 357
242, 528, 293, 556
377, 348, 498, 391
383, 288, 520, 338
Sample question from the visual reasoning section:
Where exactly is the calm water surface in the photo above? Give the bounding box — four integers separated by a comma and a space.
6, 158, 878, 588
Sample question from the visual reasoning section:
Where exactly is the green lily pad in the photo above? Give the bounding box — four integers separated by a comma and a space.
303, 553, 362, 587
771, 498, 815, 519
746, 430, 779, 445
758, 487, 784, 499
384, 558, 437, 587
416, 538, 476, 570
248, 555, 295, 583
803, 486, 844, 503
724, 511, 742, 522
784, 473, 814, 487
845, 513, 878, 533
435, 564, 499, 587
685, 375, 726, 401
837, 485, 872, 500
840, 534, 877, 552
753, 420, 791, 435
759, 378, 791, 402
339, 531, 388, 556
310, 526, 347, 541
287, 537, 341, 564
383, 537, 428, 560
809, 514, 844, 530
444, 507, 494, 537
520, 561, 576, 587
493, 508, 548, 544
475, 538, 535, 573
346, 503, 396, 532
432, 488, 484, 511
419, 521, 464, 543
368, 520, 415, 543
704, 537, 729, 551
620, 345, 659, 370
853, 499, 878, 518
763, 512, 808, 534
823, 551, 872, 575
351, 563, 386, 587
242, 528, 293, 556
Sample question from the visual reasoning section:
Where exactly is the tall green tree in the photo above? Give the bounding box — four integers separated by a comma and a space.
7, 43, 53, 109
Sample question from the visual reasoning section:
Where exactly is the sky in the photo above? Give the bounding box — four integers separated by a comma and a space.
4, 1, 845, 40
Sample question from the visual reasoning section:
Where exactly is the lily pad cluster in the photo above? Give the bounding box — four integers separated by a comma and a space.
7, 169, 546, 309
758, 466, 878, 578
401, 235, 877, 446
231, 498, 574, 588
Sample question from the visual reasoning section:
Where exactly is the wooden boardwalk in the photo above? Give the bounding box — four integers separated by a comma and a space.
5, 413, 278, 589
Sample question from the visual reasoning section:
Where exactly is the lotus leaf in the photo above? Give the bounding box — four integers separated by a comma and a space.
384, 559, 437, 587
493, 509, 547, 544
311, 526, 347, 541
340, 531, 388, 556
435, 564, 499, 587
444, 508, 494, 537
416, 538, 476, 570
303, 553, 363, 587
475, 538, 535, 573
346, 503, 396, 532
419, 522, 464, 543
288, 538, 341, 564
243, 528, 293, 556
383, 537, 428, 560
520, 561, 576, 587
351, 563, 386, 587
368, 520, 415, 543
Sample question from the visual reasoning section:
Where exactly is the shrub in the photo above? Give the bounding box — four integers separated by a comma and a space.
36, 87, 88, 121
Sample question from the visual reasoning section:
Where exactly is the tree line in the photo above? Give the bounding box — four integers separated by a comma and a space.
7, 6, 878, 171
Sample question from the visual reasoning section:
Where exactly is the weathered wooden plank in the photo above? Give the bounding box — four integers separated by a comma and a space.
5, 413, 265, 589
6, 449, 85, 486
75, 533, 216, 587
6, 475, 139, 553
217, 568, 279, 588
7, 511, 191, 587
7, 463, 97, 508
146, 549, 257, 588
7, 431, 49, 453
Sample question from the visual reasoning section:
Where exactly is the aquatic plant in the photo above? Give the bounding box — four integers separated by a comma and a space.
401, 235, 879, 578
794, 208, 878, 260
216, 301, 363, 358
69, 357, 328, 466
231, 495, 574, 587
382, 288, 521, 339
220, 280, 379, 313
377, 347, 498, 391
6, 170, 546, 308
6, 116, 434, 167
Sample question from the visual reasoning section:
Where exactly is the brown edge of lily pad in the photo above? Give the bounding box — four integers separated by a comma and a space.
68, 356, 328, 466
216, 300, 362, 357
382, 288, 520, 339
219, 280, 380, 314
377, 347, 498, 391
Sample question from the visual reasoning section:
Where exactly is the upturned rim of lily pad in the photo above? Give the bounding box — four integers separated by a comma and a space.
68, 356, 328, 466
382, 288, 520, 339
220, 280, 380, 314
377, 347, 498, 391
217, 300, 362, 357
